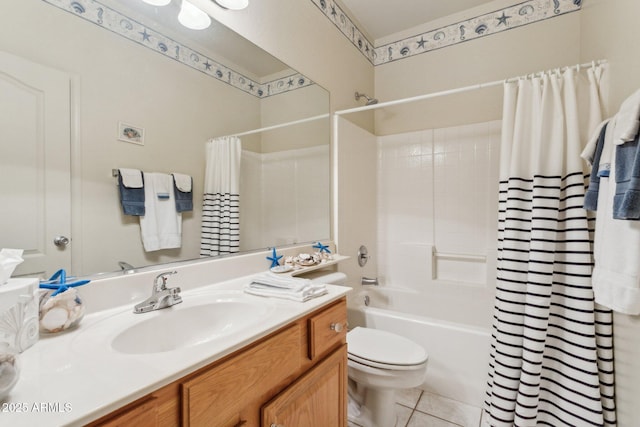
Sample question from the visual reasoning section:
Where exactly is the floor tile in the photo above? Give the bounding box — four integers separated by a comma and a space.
396, 403, 414, 427
415, 392, 481, 427
396, 387, 423, 409
406, 410, 462, 427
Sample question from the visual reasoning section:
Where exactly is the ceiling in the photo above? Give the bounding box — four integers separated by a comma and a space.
340, 0, 495, 41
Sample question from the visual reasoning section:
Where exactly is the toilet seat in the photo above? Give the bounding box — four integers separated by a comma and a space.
347, 327, 428, 371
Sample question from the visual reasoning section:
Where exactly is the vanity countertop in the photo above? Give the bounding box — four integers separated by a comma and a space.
2, 273, 350, 426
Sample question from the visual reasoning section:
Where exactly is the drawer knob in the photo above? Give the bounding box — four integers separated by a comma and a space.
330, 322, 344, 332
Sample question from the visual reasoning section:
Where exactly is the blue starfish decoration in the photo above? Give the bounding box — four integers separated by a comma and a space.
313, 242, 331, 254
40, 269, 90, 296
266, 247, 283, 268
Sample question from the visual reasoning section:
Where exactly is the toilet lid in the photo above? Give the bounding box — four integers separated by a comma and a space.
347, 327, 428, 367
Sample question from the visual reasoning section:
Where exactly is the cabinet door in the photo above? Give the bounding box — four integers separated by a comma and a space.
262, 344, 347, 427
182, 324, 302, 427
93, 396, 158, 427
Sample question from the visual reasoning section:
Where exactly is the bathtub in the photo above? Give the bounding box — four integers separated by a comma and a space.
347, 286, 492, 407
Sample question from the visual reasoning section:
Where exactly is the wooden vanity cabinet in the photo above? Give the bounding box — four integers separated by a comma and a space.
88, 298, 347, 427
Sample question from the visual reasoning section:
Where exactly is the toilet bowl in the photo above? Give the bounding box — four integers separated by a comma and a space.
347, 326, 428, 427
306, 270, 428, 427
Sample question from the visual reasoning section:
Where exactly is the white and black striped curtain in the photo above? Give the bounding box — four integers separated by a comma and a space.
200, 136, 241, 257
484, 68, 616, 426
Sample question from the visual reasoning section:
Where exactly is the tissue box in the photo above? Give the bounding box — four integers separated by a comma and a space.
0, 278, 39, 353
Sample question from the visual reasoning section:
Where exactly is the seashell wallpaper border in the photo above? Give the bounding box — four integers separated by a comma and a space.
42, 0, 584, 91
311, 0, 582, 66
41, 0, 314, 98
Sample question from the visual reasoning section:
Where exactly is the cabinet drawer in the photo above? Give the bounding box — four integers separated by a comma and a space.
308, 299, 347, 360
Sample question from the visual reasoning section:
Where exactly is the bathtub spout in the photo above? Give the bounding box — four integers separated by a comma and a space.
361, 277, 379, 286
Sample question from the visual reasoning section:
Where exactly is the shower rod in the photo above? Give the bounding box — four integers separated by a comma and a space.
334, 59, 607, 116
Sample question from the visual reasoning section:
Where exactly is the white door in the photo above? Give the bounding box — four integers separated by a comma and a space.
0, 51, 71, 279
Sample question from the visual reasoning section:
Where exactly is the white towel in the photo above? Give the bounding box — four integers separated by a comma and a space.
612, 88, 640, 145
118, 168, 143, 188
244, 273, 328, 302
139, 173, 182, 252
172, 173, 192, 192
591, 125, 640, 314
581, 119, 610, 166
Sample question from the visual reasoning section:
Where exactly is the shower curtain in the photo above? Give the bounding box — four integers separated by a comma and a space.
200, 136, 241, 257
484, 68, 616, 426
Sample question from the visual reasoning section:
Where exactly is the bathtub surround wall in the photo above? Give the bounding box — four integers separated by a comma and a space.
377, 121, 500, 323
241, 145, 330, 250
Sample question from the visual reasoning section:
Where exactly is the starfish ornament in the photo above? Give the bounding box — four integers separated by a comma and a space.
266, 247, 283, 268
313, 242, 331, 254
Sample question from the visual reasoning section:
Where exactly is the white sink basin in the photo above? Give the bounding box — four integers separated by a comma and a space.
71, 291, 275, 355
113, 299, 268, 354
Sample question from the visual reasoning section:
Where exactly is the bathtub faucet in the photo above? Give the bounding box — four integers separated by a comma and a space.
361, 277, 379, 286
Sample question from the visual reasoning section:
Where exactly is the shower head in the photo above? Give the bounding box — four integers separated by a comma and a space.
355, 91, 378, 106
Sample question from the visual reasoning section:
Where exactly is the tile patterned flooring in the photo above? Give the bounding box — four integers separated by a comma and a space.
348, 388, 484, 427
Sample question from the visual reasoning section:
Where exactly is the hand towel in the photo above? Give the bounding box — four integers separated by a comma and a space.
139, 173, 182, 251
591, 146, 640, 314
581, 119, 610, 166
243, 273, 328, 302
614, 129, 640, 219
612, 88, 640, 145
172, 173, 193, 212
118, 168, 145, 216
584, 122, 609, 211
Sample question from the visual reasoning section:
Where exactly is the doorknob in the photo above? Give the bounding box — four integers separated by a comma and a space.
53, 235, 70, 247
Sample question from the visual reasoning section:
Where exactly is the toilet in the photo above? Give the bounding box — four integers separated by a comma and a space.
307, 270, 429, 427
347, 327, 428, 427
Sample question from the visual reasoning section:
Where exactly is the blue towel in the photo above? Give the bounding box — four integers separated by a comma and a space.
584, 123, 609, 211
172, 174, 193, 212
118, 172, 145, 216
614, 130, 640, 219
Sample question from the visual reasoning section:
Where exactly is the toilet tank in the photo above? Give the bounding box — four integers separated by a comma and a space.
299, 270, 347, 285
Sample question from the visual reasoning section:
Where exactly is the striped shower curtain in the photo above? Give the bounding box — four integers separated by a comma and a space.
200, 136, 241, 257
484, 68, 616, 426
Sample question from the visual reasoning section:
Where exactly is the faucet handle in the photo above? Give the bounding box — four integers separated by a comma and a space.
154, 270, 178, 290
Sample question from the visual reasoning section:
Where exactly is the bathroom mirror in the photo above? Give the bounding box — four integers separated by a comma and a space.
1, 0, 330, 278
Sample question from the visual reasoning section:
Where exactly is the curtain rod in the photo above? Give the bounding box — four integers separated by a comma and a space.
334, 59, 608, 116
214, 113, 330, 139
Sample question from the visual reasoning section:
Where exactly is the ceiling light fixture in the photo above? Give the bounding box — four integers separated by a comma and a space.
213, 0, 249, 11
141, 0, 171, 6
178, 0, 212, 30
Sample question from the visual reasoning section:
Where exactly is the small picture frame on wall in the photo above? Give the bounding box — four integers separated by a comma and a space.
117, 122, 145, 145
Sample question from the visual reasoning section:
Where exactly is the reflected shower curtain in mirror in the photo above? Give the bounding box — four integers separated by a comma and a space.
200, 136, 241, 257
484, 67, 616, 426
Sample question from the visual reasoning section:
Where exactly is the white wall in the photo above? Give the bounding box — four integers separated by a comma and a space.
580, 1, 640, 424
336, 118, 378, 292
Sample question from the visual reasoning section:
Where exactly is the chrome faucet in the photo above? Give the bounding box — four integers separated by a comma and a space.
134, 271, 182, 314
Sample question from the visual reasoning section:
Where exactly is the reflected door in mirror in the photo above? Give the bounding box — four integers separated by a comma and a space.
0, 51, 72, 278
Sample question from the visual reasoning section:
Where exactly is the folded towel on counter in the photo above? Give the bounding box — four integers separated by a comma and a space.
244, 272, 328, 302
172, 173, 193, 212
118, 168, 145, 216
